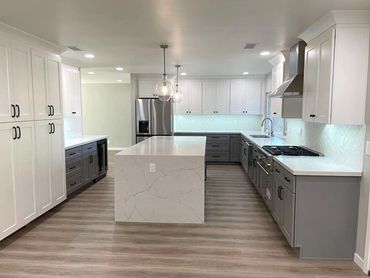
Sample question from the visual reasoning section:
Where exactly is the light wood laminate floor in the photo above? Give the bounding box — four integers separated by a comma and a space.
0, 152, 364, 277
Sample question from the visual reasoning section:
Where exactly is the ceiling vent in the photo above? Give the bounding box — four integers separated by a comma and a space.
67, 46, 83, 51
244, 43, 257, 49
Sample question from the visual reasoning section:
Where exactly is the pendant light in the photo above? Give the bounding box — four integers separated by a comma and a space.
173, 64, 183, 103
156, 44, 174, 101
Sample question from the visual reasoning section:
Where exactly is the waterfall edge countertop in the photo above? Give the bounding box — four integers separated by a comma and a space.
65, 135, 108, 150
116, 136, 206, 157
174, 130, 362, 177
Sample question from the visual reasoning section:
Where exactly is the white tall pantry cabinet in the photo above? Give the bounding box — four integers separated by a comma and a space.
0, 31, 66, 242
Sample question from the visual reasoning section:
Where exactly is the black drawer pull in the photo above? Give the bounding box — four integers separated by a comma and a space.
284, 177, 291, 183
69, 152, 76, 156
212, 144, 220, 147
70, 181, 77, 186
211, 136, 220, 139
87, 147, 93, 150
275, 168, 280, 173
212, 155, 221, 158
69, 165, 76, 170
309, 114, 316, 118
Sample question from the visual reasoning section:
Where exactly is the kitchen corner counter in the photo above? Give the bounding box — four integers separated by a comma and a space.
273, 156, 362, 177
65, 135, 108, 150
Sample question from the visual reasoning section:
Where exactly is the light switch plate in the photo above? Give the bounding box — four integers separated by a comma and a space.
366, 141, 370, 156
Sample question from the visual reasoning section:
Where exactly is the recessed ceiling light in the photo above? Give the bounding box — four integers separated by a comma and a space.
117, 79, 122, 83
260, 51, 270, 56
115, 67, 124, 71
84, 53, 95, 59
87, 71, 95, 75
242, 72, 249, 75
180, 72, 187, 76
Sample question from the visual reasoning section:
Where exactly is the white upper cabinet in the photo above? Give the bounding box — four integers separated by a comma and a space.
174, 80, 189, 114
11, 41, 34, 122
230, 79, 263, 115
175, 80, 203, 115
47, 55, 63, 119
138, 79, 157, 98
203, 80, 230, 115
62, 64, 81, 115
300, 11, 370, 125
0, 38, 13, 123
32, 50, 63, 120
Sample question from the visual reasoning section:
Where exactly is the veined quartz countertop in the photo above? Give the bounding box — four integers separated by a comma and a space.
174, 129, 362, 177
116, 136, 206, 157
65, 135, 108, 150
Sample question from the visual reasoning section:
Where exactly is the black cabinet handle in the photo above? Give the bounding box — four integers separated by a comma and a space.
211, 144, 220, 147
70, 181, 77, 186
48, 123, 52, 134
12, 127, 17, 140
17, 126, 21, 139
51, 105, 55, 116
11, 104, 16, 118
89, 155, 93, 163
212, 155, 220, 158
243, 149, 247, 155
275, 168, 280, 173
273, 112, 277, 115
52, 123, 55, 134
278, 186, 284, 200
15, 104, 20, 118
69, 165, 76, 170
284, 177, 291, 183
47, 105, 51, 116
69, 152, 76, 156
309, 114, 316, 118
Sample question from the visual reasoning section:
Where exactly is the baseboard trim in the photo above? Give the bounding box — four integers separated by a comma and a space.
354, 253, 364, 270
108, 147, 125, 151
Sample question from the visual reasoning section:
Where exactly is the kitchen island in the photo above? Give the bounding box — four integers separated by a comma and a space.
114, 136, 206, 224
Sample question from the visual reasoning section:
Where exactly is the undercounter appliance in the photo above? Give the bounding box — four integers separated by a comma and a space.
136, 98, 173, 143
254, 145, 322, 212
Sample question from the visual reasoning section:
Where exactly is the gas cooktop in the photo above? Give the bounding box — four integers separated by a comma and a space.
262, 145, 321, 156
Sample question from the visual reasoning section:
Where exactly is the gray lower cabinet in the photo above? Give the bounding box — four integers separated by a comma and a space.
272, 160, 360, 259
229, 135, 240, 162
65, 140, 107, 197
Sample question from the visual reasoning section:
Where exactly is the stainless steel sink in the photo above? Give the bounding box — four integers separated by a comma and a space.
249, 135, 270, 138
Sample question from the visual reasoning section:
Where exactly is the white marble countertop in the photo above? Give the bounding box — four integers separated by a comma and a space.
174, 129, 362, 177
116, 136, 206, 157
65, 135, 108, 150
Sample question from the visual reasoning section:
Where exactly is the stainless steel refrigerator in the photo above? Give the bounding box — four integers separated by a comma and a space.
136, 98, 173, 143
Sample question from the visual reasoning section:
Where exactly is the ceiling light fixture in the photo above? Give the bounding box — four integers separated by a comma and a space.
84, 53, 95, 59
242, 72, 249, 75
180, 72, 187, 76
155, 44, 174, 102
87, 71, 95, 75
172, 65, 183, 104
117, 79, 123, 83
260, 51, 270, 56
115, 67, 124, 71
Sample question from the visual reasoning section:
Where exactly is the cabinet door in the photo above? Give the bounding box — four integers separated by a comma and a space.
0, 38, 13, 123
50, 120, 66, 204
35, 121, 52, 214
188, 80, 202, 114
281, 185, 295, 246
89, 153, 98, 180
13, 121, 38, 225
32, 50, 49, 120
62, 65, 82, 115
174, 80, 189, 114
11, 42, 34, 122
216, 81, 230, 114
138, 79, 157, 98
315, 30, 334, 124
272, 177, 284, 225
270, 97, 282, 117
303, 41, 319, 122
202, 81, 216, 114
230, 80, 246, 114
245, 79, 262, 115
0, 123, 17, 240
229, 135, 240, 162
47, 55, 63, 119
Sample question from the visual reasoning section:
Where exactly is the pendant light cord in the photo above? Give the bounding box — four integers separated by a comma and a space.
175, 65, 180, 92
163, 46, 166, 80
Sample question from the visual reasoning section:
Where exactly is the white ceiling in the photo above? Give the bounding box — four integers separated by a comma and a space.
80, 68, 131, 84
0, 0, 369, 75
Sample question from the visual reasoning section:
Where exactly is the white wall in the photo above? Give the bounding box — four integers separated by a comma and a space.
81, 83, 133, 148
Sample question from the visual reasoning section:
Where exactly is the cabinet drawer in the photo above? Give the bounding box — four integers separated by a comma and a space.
83, 142, 97, 153
206, 142, 229, 151
66, 172, 82, 193
206, 134, 230, 143
206, 152, 230, 162
273, 162, 296, 192
66, 158, 82, 175
65, 146, 82, 161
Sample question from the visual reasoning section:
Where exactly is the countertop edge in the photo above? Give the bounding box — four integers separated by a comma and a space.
65, 136, 108, 150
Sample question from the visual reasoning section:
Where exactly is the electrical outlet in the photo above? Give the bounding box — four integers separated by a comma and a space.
149, 163, 156, 173
366, 141, 370, 156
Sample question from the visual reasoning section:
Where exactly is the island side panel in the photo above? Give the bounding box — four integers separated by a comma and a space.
114, 154, 205, 224
294, 175, 360, 259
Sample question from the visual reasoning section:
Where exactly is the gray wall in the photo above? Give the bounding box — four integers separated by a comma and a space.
81, 83, 133, 148
356, 44, 370, 260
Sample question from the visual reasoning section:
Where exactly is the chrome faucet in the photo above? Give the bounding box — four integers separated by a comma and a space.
261, 117, 274, 137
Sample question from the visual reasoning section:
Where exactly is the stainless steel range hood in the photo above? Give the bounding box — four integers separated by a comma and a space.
270, 41, 306, 97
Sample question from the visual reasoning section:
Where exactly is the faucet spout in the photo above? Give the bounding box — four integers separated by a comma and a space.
261, 117, 274, 137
